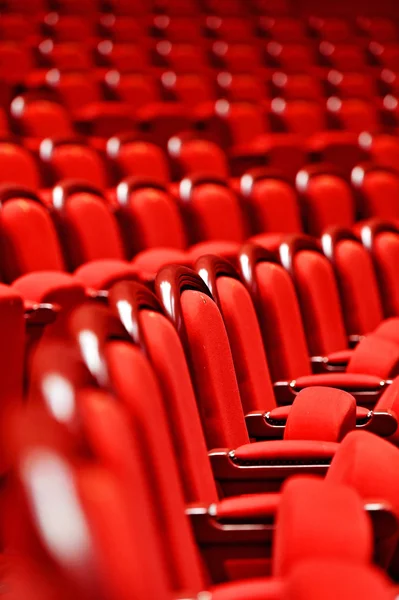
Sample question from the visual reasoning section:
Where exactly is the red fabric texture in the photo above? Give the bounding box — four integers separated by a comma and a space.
284, 387, 356, 442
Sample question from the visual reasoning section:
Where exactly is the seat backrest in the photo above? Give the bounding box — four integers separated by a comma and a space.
0, 143, 40, 188
109, 139, 170, 184
119, 185, 187, 253
42, 141, 107, 188
368, 134, 399, 172
180, 179, 246, 244
319, 42, 365, 71
327, 236, 384, 335
215, 275, 276, 413
291, 247, 348, 356
271, 72, 323, 101
170, 137, 230, 179
212, 42, 263, 73
138, 308, 218, 504
0, 195, 66, 280
357, 168, 399, 220
0, 42, 32, 83
106, 71, 159, 109
54, 189, 125, 269
219, 101, 268, 146
180, 288, 249, 448
106, 340, 205, 594
218, 73, 266, 103
156, 268, 250, 450
266, 42, 313, 71
11, 97, 74, 138
252, 260, 312, 381
285, 560, 394, 600
273, 99, 326, 136
242, 176, 303, 235
97, 41, 148, 72
329, 98, 379, 134
162, 72, 215, 106
298, 172, 356, 236
370, 229, 399, 317
51, 72, 101, 112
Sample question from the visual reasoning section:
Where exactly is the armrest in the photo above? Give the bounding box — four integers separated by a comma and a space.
310, 350, 352, 374
23, 300, 58, 327
247, 404, 396, 439
245, 409, 287, 440
186, 496, 277, 543
210, 441, 336, 495
274, 374, 388, 407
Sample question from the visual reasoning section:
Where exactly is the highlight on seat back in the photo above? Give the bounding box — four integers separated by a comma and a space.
321, 228, 385, 336
155, 264, 249, 449
178, 174, 246, 244
115, 177, 187, 256
108, 279, 218, 505
239, 243, 311, 381
240, 168, 303, 236
196, 254, 276, 414
352, 163, 399, 220
0, 185, 66, 281
107, 134, 171, 184
279, 236, 348, 358
296, 164, 356, 236
51, 180, 125, 269
273, 476, 372, 577
39, 138, 107, 188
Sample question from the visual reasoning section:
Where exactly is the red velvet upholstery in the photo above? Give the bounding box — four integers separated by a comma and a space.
273, 476, 372, 576
284, 387, 356, 442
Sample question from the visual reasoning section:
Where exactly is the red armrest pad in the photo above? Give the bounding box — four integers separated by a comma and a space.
269, 406, 291, 420
295, 373, 383, 390
326, 349, 353, 365
234, 440, 339, 462
215, 493, 281, 521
